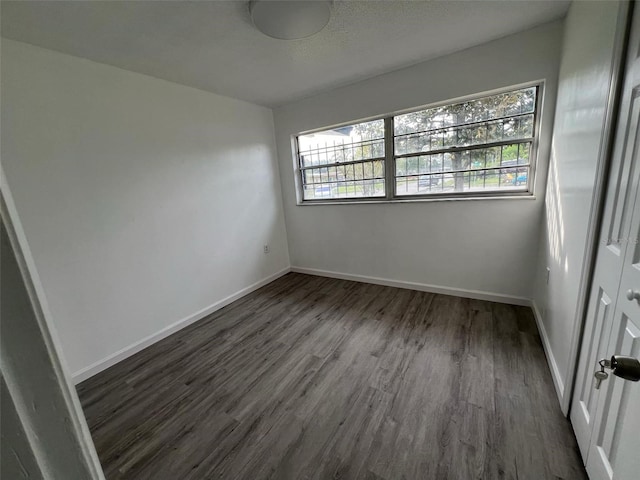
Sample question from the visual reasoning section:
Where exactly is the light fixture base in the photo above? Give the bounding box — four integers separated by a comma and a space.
249, 1, 332, 40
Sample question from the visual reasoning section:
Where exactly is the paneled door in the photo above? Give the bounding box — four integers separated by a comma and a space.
570, 3, 640, 479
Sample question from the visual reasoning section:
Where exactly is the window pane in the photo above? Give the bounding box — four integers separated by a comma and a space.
394, 143, 531, 196
298, 119, 385, 168
396, 166, 529, 196
394, 113, 535, 156
301, 160, 385, 200
393, 86, 536, 197
394, 87, 536, 156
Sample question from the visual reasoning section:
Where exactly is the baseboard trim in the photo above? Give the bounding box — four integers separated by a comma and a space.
531, 300, 566, 410
290, 266, 530, 306
72, 267, 291, 384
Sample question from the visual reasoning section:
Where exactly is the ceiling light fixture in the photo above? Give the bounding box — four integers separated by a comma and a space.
249, 1, 332, 40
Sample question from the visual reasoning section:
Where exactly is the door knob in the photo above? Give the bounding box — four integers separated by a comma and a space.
594, 355, 640, 389
610, 355, 640, 382
626, 289, 640, 301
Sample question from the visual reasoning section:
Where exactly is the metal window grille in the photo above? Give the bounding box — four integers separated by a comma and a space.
296, 85, 540, 202
297, 119, 386, 200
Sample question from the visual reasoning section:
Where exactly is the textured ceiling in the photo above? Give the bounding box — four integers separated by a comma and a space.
1, 0, 570, 106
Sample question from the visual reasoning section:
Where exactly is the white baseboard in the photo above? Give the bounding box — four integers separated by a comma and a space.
531, 300, 566, 410
73, 266, 548, 390
290, 266, 530, 306
72, 267, 291, 384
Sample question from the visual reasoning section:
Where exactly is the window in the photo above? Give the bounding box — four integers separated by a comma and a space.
297, 118, 386, 200
295, 84, 540, 202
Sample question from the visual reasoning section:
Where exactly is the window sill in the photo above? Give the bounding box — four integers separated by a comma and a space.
296, 193, 536, 206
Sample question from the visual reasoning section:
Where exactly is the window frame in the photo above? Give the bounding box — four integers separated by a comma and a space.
294, 81, 544, 204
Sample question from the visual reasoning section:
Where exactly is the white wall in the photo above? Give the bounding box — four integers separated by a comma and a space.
1, 40, 290, 380
273, 21, 563, 302
532, 0, 625, 410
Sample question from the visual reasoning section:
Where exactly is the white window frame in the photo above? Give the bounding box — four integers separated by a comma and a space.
294, 81, 544, 204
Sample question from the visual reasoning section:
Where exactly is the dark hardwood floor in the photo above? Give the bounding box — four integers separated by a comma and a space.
77, 273, 586, 480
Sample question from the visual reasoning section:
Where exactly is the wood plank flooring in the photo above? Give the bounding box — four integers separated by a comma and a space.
77, 273, 587, 480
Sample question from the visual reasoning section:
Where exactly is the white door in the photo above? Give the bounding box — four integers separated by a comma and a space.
570, 3, 640, 479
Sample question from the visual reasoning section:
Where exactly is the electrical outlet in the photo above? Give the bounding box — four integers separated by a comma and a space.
263, 244, 269, 254
546, 267, 551, 285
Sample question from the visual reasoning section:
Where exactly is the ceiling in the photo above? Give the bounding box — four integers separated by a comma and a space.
1, 0, 570, 107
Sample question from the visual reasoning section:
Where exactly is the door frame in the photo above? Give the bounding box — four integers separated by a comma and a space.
0, 166, 105, 479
